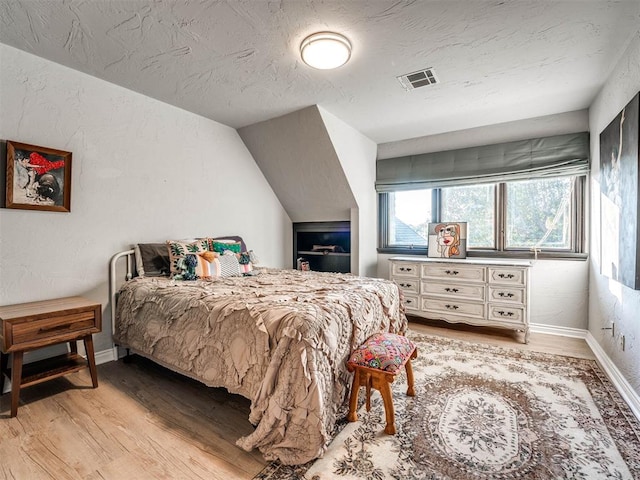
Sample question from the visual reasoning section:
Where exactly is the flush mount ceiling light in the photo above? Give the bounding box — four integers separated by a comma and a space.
300, 32, 352, 70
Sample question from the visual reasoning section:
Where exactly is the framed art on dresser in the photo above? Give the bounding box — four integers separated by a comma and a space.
427, 222, 467, 259
5, 140, 72, 212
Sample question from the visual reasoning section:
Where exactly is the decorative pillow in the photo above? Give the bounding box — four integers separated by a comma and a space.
347, 333, 416, 374
134, 243, 171, 277
172, 254, 200, 280
167, 238, 210, 276
212, 236, 247, 252
196, 250, 242, 278
237, 252, 253, 274
211, 240, 242, 254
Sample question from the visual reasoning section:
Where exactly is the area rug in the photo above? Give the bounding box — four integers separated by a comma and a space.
255, 332, 640, 480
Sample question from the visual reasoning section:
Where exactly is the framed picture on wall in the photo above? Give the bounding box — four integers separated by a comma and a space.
5, 141, 72, 212
599, 92, 640, 290
427, 222, 468, 259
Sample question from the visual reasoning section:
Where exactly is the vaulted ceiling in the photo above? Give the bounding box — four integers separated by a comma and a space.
1, 0, 639, 144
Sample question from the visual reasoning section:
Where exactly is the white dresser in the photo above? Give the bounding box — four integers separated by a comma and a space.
390, 257, 532, 343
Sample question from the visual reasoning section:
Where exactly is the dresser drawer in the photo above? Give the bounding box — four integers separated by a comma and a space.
488, 267, 527, 286
421, 296, 485, 319
488, 286, 525, 305
422, 281, 485, 301
11, 311, 98, 348
403, 294, 420, 312
421, 263, 486, 282
395, 278, 419, 294
487, 305, 525, 325
391, 262, 420, 278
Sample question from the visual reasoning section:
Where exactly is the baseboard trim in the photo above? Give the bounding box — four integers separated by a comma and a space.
95, 347, 118, 365
529, 323, 588, 339
529, 324, 639, 421
586, 332, 640, 422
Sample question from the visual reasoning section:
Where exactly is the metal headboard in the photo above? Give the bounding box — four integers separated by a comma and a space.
109, 249, 135, 354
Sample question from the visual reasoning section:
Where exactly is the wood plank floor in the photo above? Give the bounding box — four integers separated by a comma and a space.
0, 320, 595, 479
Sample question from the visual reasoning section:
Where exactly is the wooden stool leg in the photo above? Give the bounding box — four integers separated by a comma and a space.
380, 378, 396, 435
347, 368, 360, 422
69, 340, 78, 355
83, 336, 99, 388
11, 351, 24, 417
405, 357, 416, 397
365, 373, 372, 412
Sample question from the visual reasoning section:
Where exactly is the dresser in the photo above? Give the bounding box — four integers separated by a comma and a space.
0, 296, 102, 417
390, 257, 532, 343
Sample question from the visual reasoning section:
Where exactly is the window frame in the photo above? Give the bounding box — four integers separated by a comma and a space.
378, 176, 587, 260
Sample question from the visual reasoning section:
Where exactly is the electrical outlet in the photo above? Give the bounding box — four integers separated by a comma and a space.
620, 335, 626, 351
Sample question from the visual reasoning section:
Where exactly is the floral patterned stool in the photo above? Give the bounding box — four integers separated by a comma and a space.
346, 332, 417, 434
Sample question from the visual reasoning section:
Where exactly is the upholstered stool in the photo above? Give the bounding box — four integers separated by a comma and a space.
346, 332, 417, 435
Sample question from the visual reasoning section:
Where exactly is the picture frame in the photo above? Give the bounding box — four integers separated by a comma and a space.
5, 141, 72, 212
600, 92, 640, 290
427, 222, 468, 259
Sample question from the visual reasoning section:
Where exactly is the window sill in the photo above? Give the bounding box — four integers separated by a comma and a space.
377, 247, 588, 261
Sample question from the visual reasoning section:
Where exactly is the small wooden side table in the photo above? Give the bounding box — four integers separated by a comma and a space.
0, 296, 102, 417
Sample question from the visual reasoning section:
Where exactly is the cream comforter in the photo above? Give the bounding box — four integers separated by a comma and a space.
114, 268, 407, 465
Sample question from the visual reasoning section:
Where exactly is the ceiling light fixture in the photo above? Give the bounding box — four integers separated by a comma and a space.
300, 32, 352, 70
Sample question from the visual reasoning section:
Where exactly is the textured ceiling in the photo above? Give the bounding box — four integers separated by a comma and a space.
1, 0, 639, 144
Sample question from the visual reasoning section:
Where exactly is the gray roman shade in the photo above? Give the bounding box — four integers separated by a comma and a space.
376, 132, 590, 192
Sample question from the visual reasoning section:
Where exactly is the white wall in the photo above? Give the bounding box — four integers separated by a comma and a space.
376, 110, 591, 330
238, 106, 356, 224
319, 107, 378, 277
588, 28, 640, 395
0, 45, 290, 353
378, 110, 589, 159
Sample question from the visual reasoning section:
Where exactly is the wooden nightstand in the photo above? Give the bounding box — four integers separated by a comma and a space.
0, 296, 102, 417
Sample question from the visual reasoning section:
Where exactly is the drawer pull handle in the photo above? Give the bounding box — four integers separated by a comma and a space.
497, 310, 514, 317
406, 299, 413, 304
399, 267, 413, 272
498, 273, 515, 279
445, 304, 459, 310
445, 270, 459, 275
444, 287, 459, 293
38, 323, 73, 333
498, 292, 514, 298
399, 283, 412, 288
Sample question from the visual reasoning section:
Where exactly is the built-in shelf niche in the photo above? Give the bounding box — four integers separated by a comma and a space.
293, 221, 350, 273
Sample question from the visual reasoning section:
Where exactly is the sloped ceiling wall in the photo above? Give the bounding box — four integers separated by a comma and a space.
238, 106, 356, 223
318, 107, 378, 277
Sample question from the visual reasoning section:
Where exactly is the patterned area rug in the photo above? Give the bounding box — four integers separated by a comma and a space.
255, 332, 640, 480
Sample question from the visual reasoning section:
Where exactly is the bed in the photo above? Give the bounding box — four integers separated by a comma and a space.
109, 245, 407, 465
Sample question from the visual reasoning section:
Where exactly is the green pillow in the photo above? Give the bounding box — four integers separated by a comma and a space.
211, 240, 242, 254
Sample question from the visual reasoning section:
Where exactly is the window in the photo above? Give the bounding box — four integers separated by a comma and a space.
505, 177, 574, 250
387, 189, 432, 246
379, 175, 585, 258
442, 185, 495, 248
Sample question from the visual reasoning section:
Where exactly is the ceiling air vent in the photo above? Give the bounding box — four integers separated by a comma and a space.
397, 68, 438, 90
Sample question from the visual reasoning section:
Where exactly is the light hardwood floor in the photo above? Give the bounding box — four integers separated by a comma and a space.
0, 320, 595, 480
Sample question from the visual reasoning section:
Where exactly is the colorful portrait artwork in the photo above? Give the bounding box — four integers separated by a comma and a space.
5, 141, 72, 212
427, 222, 468, 259
599, 92, 640, 290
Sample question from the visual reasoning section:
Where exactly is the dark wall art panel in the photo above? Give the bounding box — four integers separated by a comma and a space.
600, 92, 640, 289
